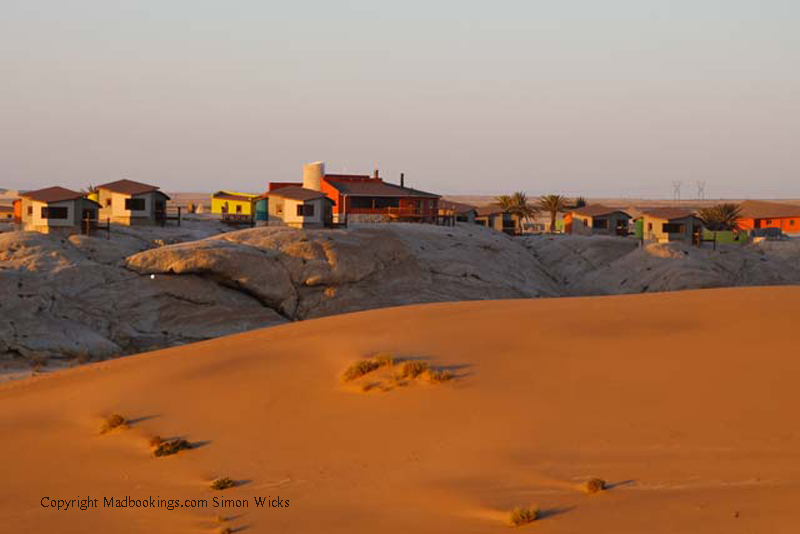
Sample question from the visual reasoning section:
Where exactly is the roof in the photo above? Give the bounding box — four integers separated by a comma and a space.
475, 204, 505, 217
571, 205, 629, 218
96, 179, 160, 196
20, 186, 86, 203
440, 200, 478, 214
639, 207, 698, 221
324, 177, 440, 199
212, 191, 258, 202
738, 200, 800, 219
266, 186, 331, 202
0, 204, 13, 212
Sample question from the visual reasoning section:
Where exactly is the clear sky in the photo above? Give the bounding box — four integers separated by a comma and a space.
2, 1, 799, 197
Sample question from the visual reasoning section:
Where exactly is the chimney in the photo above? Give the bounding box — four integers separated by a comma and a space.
373, 169, 379, 180
400, 173, 405, 188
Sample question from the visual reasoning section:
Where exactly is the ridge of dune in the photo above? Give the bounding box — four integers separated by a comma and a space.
2, 286, 800, 533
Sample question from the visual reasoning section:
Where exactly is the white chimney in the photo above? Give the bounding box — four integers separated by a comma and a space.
303, 161, 325, 191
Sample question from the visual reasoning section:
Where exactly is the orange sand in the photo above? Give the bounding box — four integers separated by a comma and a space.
2, 287, 799, 533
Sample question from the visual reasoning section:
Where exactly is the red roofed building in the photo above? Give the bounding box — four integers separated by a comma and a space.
268, 162, 440, 224
736, 200, 800, 234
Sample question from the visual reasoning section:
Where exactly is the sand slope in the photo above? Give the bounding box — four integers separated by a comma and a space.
2, 287, 800, 533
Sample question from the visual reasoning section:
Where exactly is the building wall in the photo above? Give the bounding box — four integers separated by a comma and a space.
642, 215, 700, 242
211, 196, 255, 215
21, 198, 82, 233
267, 197, 331, 228
98, 190, 160, 225
738, 217, 800, 233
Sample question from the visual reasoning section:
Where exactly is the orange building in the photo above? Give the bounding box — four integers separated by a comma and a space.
737, 200, 800, 234
268, 164, 440, 223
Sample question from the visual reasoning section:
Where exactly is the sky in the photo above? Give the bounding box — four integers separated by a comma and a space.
2, 1, 799, 197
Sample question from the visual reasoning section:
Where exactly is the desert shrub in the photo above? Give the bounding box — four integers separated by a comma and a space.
210, 477, 235, 491
100, 413, 128, 434
154, 439, 192, 457
373, 352, 395, 367
400, 361, 429, 379
342, 360, 381, 382
509, 506, 539, 526
426, 369, 454, 383
584, 478, 606, 494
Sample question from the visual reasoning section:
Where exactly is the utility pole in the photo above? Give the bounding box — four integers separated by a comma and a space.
696, 181, 706, 200
672, 181, 683, 202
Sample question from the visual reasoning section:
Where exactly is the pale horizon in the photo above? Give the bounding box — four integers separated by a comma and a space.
2, 1, 799, 198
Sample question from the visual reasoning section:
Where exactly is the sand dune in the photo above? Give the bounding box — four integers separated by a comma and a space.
2, 287, 800, 533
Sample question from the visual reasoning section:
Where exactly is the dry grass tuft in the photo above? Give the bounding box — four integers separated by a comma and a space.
342, 359, 381, 382
584, 478, 606, 494
100, 413, 128, 434
373, 352, 395, 367
509, 506, 539, 526
153, 438, 193, 457
400, 361, 429, 379
425, 369, 455, 383
210, 477, 235, 491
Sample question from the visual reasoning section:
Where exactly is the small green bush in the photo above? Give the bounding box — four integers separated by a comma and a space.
509, 506, 539, 526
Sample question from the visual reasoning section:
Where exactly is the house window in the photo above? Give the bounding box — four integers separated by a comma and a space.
791, 219, 796, 226
105, 198, 111, 207
276, 203, 283, 215
647, 222, 653, 231
297, 203, 315, 217
236, 204, 242, 214
374, 197, 400, 208
125, 198, 146, 211
662, 223, 685, 233
27, 206, 33, 216
592, 219, 609, 229
350, 197, 374, 209
42, 206, 69, 219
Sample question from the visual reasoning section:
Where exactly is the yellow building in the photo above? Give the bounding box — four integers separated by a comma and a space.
211, 191, 259, 216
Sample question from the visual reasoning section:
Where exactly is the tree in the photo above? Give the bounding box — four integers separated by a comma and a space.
495, 192, 538, 234
697, 203, 742, 249
573, 196, 587, 208
538, 194, 569, 233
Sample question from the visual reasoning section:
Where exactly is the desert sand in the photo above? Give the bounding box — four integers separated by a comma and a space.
2, 286, 799, 533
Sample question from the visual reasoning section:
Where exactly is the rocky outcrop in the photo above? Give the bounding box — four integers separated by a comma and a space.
2, 222, 800, 366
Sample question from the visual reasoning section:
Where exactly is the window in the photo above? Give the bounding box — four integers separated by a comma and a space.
592, 219, 609, 229
125, 197, 146, 211
374, 197, 400, 208
276, 202, 283, 215
662, 223, 685, 234
27, 206, 33, 216
297, 203, 315, 217
236, 204, 242, 214
42, 206, 68, 219
350, 197, 374, 209
105, 198, 111, 207
791, 219, 796, 226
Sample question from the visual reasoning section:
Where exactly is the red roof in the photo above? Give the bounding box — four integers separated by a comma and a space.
20, 186, 86, 203
266, 186, 331, 202
571, 205, 629, 218
97, 179, 160, 196
640, 207, 697, 221
323, 177, 439, 198
738, 200, 800, 219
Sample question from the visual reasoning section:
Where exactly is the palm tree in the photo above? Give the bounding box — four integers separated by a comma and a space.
495, 192, 538, 234
538, 194, 569, 233
697, 203, 742, 249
